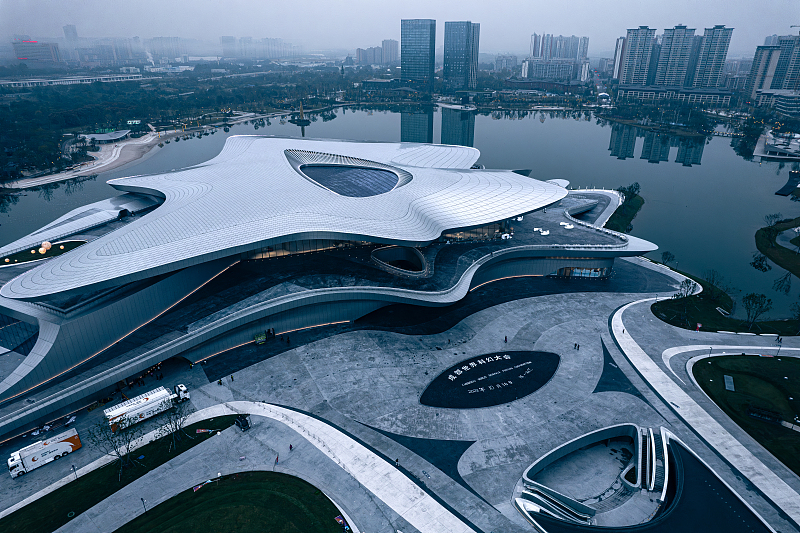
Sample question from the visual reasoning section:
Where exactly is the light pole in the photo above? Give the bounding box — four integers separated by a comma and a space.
141, 498, 147, 514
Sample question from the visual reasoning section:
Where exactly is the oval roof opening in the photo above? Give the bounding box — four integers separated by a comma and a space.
300, 165, 399, 197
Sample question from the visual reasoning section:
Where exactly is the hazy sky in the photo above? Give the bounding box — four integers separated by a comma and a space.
1, 0, 795, 56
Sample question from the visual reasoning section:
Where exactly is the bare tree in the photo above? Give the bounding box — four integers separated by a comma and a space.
676, 279, 698, 299
87, 418, 147, 481
741, 293, 772, 331
792, 301, 800, 335
751, 252, 772, 272
703, 269, 730, 303
764, 213, 783, 227
661, 251, 675, 265
762, 213, 784, 247
773, 272, 793, 295
157, 401, 195, 453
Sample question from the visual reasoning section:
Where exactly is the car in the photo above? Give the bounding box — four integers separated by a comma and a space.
235, 414, 251, 432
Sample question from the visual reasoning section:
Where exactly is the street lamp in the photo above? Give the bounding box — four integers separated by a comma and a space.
141, 498, 147, 514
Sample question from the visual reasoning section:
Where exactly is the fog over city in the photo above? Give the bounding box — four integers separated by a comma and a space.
1, 0, 794, 55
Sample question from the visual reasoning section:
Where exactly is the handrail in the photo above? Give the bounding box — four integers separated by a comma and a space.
0, 240, 629, 427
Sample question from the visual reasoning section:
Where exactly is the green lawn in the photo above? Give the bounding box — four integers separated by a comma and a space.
650, 270, 800, 335
113, 471, 344, 533
693, 355, 800, 476
605, 195, 644, 233
0, 416, 236, 533
755, 216, 800, 280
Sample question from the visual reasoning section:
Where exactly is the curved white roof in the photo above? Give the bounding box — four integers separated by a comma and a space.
1, 137, 567, 300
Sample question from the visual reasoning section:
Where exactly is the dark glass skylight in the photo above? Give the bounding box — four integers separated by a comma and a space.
301, 165, 399, 197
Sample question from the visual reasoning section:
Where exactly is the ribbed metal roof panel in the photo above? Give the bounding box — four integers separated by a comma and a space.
1, 137, 566, 300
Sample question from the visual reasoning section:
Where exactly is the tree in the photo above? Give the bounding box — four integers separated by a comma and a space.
156, 401, 194, 453
703, 269, 728, 303
741, 293, 772, 331
617, 182, 640, 204
764, 213, 783, 227
661, 251, 675, 265
751, 252, 772, 272
87, 417, 147, 481
677, 279, 698, 299
773, 272, 793, 295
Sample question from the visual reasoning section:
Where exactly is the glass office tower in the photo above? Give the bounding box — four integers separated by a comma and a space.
441, 107, 475, 147
401, 109, 434, 143
401, 19, 436, 92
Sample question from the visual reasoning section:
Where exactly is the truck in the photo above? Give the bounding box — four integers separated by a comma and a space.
8, 428, 82, 479
103, 384, 190, 433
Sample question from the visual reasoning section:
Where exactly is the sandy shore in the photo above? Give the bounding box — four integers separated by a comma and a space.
0, 131, 180, 190
0, 106, 344, 191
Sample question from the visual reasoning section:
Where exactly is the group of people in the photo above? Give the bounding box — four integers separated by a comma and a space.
126, 363, 165, 389
264, 328, 291, 345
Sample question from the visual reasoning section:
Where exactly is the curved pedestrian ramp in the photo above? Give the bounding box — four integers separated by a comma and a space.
515, 426, 774, 533
516, 425, 672, 530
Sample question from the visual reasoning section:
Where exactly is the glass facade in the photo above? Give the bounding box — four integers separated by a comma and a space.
401, 19, 436, 91
440, 221, 510, 242
249, 239, 372, 259
441, 107, 475, 147
443, 21, 480, 90
401, 108, 434, 143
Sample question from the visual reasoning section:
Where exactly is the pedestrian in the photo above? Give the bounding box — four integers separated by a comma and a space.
395, 458, 399, 467
276, 454, 279, 465
577, 344, 580, 350
230, 374, 234, 382
218, 378, 222, 385
504, 336, 507, 343
289, 444, 293, 452
573, 343, 576, 349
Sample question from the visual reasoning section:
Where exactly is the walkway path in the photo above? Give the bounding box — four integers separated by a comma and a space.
611, 299, 800, 528
6, 401, 475, 533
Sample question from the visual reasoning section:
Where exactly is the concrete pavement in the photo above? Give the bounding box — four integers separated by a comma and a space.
612, 299, 800, 528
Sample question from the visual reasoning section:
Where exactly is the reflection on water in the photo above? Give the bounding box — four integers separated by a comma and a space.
441, 107, 476, 147
608, 123, 706, 167
400, 108, 434, 143
1, 107, 798, 315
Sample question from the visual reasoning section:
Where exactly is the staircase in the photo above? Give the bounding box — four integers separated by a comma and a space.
652, 430, 665, 494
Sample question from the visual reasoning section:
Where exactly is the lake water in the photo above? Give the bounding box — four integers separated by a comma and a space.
1, 107, 797, 316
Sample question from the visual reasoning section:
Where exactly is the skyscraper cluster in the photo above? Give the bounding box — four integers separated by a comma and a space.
219, 36, 301, 59
744, 35, 800, 100
400, 19, 480, 92
355, 39, 398, 66
522, 33, 590, 82
529, 34, 589, 62
613, 25, 733, 89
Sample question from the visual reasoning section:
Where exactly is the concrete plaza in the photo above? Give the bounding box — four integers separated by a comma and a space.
1, 258, 799, 533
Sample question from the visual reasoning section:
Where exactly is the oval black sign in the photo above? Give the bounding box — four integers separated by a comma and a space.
420, 351, 560, 409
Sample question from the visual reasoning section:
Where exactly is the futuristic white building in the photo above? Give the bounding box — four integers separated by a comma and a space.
0, 137, 655, 436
